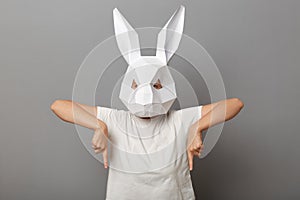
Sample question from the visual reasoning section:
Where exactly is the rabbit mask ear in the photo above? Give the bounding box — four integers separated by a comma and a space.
113, 8, 141, 65
156, 5, 185, 64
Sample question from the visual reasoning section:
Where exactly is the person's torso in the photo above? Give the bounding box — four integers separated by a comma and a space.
105, 111, 195, 200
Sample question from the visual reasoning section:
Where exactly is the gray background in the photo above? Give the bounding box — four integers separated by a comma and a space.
1, 0, 299, 199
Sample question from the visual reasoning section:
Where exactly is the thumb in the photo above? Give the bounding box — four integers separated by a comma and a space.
187, 150, 193, 171
103, 148, 108, 169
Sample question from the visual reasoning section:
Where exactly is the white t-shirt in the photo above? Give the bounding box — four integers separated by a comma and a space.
96, 105, 203, 200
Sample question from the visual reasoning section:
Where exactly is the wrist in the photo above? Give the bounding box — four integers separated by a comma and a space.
95, 120, 107, 132
197, 120, 205, 133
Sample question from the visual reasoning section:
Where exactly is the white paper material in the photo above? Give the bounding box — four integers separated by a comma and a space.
113, 6, 185, 117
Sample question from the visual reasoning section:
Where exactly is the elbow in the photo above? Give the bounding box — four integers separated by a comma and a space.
231, 98, 244, 110
51, 99, 64, 112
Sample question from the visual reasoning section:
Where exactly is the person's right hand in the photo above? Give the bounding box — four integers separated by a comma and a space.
91, 125, 109, 169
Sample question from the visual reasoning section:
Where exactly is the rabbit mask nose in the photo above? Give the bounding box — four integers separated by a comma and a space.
129, 84, 154, 105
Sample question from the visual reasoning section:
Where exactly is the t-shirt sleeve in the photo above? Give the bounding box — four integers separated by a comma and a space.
96, 106, 130, 140
96, 106, 114, 124
171, 105, 203, 132
96, 106, 128, 129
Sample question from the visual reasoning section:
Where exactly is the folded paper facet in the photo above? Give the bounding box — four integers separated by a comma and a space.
114, 6, 185, 117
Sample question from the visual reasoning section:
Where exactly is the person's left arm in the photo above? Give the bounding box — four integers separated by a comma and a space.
187, 98, 244, 170
199, 98, 244, 131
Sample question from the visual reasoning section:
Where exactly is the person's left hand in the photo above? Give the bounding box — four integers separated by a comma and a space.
187, 123, 204, 171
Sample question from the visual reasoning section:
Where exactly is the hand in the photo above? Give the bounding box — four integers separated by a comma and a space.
187, 123, 204, 171
91, 125, 109, 169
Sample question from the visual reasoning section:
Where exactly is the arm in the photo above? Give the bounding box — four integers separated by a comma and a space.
187, 98, 244, 171
197, 98, 244, 132
50, 100, 109, 168
50, 99, 107, 131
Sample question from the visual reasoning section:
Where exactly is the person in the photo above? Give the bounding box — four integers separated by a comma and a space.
51, 98, 243, 200
50, 5, 244, 200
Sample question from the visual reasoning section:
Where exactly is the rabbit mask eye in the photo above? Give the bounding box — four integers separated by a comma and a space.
131, 79, 138, 89
153, 79, 162, 90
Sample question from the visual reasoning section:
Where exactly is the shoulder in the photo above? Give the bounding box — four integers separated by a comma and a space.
168, 106, 203, 127
96, 106, 130, 123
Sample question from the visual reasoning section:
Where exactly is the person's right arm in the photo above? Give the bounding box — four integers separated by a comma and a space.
50, 100, 109, 168
50, 99, 106, 131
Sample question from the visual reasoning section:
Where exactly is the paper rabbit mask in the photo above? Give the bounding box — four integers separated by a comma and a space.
113, 6, 185, 117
